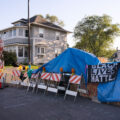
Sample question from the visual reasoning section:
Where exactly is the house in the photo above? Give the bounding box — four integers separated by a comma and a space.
0, 15, 70, 64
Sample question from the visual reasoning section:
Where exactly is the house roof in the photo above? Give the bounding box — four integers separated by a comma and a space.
0, 26, 27, 32
12, 15, 71, 33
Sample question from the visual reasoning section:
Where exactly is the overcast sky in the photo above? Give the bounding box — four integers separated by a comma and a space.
0, 0, 120, 48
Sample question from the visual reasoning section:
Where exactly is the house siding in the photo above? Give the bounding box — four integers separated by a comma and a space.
4, 38, 28, 46
32, 26, 67, 64
0, 23, 68, 65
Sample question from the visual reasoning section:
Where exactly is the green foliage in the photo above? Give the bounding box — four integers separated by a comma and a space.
45, 14, 64, 27
101, 49, 116, 58
3, 51, 17, 66
38, 14, 44, 18
74, 15, 120, 57
38, 14, 64, 27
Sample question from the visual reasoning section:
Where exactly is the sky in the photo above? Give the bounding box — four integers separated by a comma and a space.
0, 0, 120, 48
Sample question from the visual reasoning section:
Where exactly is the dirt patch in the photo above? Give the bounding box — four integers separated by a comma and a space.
3, 67, 27, 83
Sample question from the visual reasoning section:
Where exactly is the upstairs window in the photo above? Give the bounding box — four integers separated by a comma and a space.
19, 28, 23, 36
37, 47, 45, 54
37, 47, 40, 53
9, 30, 12, 37
13, 29, 16, 36
39, 28, 44, 38
56, 32, 60, 40
25, 30, 28, 37
41, 48, 45, 54
14, 22, 23, 26
3, 32, 6, 38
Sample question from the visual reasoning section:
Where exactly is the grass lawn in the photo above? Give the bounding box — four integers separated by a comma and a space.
4, 66, 14, 69
4, 65, 40, 70
29, 65, 40, 70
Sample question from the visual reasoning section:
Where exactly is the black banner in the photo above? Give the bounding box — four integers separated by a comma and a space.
88, 63, 120, 83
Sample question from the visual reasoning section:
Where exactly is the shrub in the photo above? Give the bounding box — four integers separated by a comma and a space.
3, 51, 17, 66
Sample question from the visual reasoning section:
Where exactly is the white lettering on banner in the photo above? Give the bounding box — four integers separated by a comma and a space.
88, 63, 120, 83
109, 75, 113, 81
92, 69, 97, 74
92, 65, 97, 69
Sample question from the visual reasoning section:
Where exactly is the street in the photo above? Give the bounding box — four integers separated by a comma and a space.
0, 87, 120, 120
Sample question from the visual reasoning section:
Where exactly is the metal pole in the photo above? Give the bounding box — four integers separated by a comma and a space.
28, 0, 31, 64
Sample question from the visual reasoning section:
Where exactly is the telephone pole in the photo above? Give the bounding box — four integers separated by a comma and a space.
28, 0, 31, 64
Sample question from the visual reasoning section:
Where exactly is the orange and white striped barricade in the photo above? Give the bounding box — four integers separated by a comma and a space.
11, 70, 21, 85
0, 62, 3, 69
47, 73, 62, 94
64, 75, 82, 102
0, 72, 5, 88
27, 72, 40, 93
37, 72, 51, 93
21, 72, 28, 87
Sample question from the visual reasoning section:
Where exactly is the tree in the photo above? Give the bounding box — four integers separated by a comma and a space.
45, 14, 64, 27
38, 14, 44, 18
74, 15, 120, 57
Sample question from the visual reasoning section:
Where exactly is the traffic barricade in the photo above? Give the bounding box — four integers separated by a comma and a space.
0, 72, 5, 88
20, 72, 29, 87
47, 73, 62, 94
11, 70, 21, 85
27, 72, 39, 93
64, 75, 82, 102
37, 72, 51, 93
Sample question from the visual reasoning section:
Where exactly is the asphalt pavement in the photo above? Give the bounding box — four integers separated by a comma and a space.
0, 87, 120, 120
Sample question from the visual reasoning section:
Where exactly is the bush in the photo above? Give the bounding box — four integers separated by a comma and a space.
3, 51, 17, 66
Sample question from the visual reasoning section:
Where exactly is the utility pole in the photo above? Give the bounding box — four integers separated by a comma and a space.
28, 0, 31, 64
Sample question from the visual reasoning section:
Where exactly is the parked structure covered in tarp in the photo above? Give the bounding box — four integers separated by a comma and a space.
98, 66, 120, 102
33, 48, 100, 84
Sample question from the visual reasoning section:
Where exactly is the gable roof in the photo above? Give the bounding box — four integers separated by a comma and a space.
12, 15, 71, 33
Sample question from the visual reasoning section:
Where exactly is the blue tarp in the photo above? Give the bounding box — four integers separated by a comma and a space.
98, 67, 120, 102
33, 48, 100, 85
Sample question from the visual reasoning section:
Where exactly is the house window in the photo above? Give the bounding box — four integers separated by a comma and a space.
15, 22, 21, 26
41, 48, 45, 54
24, 47, 28, 57
39, 28, 44, 38
37, 47, 45, 54
19, 28, 23, 36
13, 29, 16, 36
3, 32, 6, 38
56, 32, 60, 40
25, 30, 28, 37
18, 46, 23, 57
37, 47, 40, 53
9, 30, 12, 37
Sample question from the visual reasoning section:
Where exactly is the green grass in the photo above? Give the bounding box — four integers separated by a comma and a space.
4, 65, 40, 70
4, 65, 14, 68
30, 65, 39, 70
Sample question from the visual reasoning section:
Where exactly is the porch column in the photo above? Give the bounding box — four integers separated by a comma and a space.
16, 46, 18, 58
32, 39, 35, 64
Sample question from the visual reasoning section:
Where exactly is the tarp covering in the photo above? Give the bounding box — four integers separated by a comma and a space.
33, 48, 100, 84
98, 66, 120, 102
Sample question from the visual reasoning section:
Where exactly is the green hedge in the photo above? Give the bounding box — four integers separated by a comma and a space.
3, 51, 17, 66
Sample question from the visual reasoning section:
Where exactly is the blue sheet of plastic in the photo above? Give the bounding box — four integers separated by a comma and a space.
33, 48, 100, 85
98, 67, 120, 102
